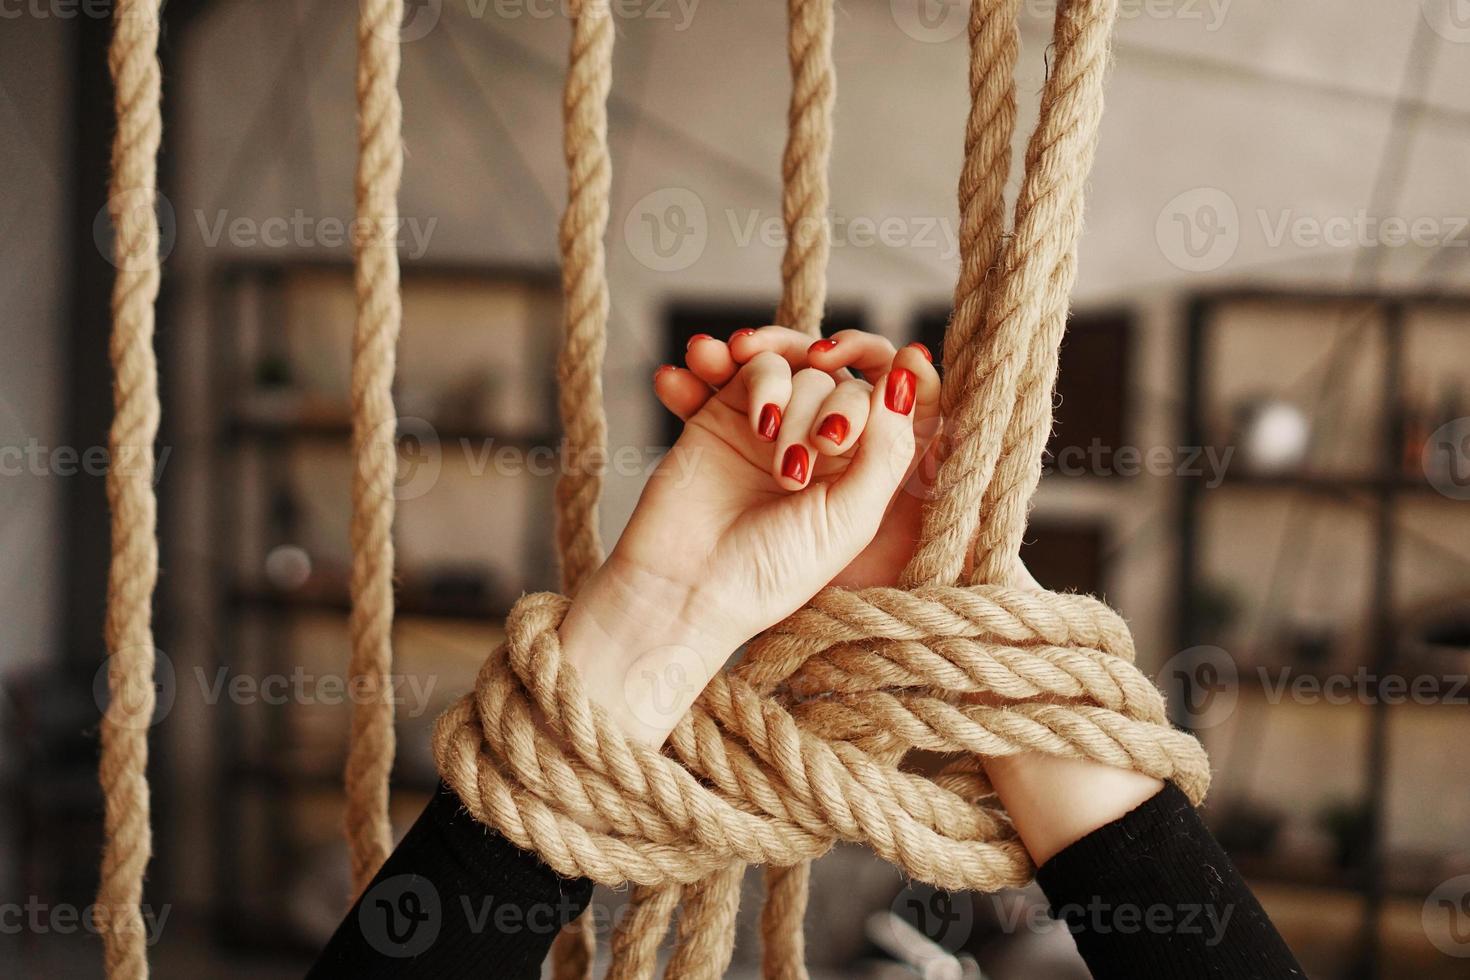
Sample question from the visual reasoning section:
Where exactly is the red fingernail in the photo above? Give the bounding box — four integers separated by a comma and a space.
732, 328, 757, 341
686, 333, 713, 350
655, 363, 677, 378
908, 341, 933, 363
817, 413, 849, 445
808, 338, 838, 355
885, 368, 916, 414
757, 403, 782, 441
781, 444, 810, 483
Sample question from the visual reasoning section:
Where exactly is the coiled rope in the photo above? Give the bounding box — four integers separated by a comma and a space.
433, 1, 1210, 979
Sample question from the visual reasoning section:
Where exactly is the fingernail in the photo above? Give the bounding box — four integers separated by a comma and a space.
732, 328, 757, 341
757, 403, 782, 441
655, 363, 677, 378
686, 333, 713, 350
908, 341, 933, 363
817, 413, 849, 445
781, 444, 810, 483
885, 368, 916, 415
808, 338, 838, 355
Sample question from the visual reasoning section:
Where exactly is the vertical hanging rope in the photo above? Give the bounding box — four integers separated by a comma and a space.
553, 0, 614, 599
548, 3, 615, 976
98, 2, 163, 977
904, 0, 1117, 590
773, 0, 836, 337
344, 0, 405, 895
967, 0, 1116, 585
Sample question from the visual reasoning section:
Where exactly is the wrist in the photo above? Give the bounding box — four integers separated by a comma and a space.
557, 551, 739, 746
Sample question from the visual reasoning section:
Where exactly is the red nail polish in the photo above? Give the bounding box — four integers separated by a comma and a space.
885, 368, 916, 415
781, 444, 810, 483
908, 341, 933, 363
808, 338, 838, 355
732, 328, 757, 341
757, 403, 782, 441
686, 333, 713, 350
655, 363, 677, 378
817, 413, 849, 445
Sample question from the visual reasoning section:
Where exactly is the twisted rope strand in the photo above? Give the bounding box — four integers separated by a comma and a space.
344, 0, 405, 895
98, 3, 163, 977
774, 0, 836, 337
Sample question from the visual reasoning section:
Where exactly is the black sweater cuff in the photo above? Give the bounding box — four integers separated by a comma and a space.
1035, 782, 1304, 978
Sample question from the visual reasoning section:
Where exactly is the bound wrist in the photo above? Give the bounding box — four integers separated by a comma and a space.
557, 552, 738, 746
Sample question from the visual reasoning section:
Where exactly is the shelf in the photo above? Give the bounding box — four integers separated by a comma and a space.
225, 412, 559, 451
230, 580, 514, 622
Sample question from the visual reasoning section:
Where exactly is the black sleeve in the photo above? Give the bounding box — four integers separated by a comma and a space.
307, 783, 594, 979
1035, 782, 1305, 979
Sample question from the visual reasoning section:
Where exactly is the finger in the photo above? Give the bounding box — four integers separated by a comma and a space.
728, 324, 825, 369
718, 350, 793, 440
684, 333, 738, 387
806, 329, 899, 384
653, 364, 714, 422
893, 341, 941, 427
826, 368, 919, 538
774, 368, 836, 490
810, 378, 872, 457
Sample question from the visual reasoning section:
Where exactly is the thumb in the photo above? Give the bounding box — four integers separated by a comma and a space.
826, 369, 918, 541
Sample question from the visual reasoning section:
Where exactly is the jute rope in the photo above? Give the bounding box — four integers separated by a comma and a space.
98, 2, 163, 977
548, 2, 616, 975
344, 0, 405, 895
435, 1, 1211, 978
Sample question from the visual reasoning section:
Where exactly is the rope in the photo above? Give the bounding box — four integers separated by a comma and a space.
548, 2, 616, 974
344, 0, 405, 894
773, 0, 836, 338
423, 1, 1208, 978
97, 2, 163, 977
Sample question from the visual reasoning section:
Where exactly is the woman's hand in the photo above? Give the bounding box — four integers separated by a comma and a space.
557, 335, 939, 745
657, 327, 945, 589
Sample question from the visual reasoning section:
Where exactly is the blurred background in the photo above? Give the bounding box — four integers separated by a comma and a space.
3, 0, 1470, 977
